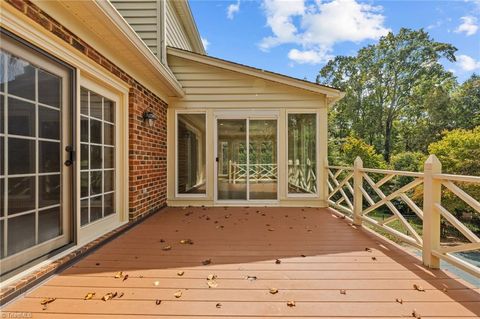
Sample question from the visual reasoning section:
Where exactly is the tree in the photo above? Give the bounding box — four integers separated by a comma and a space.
319, 28, 457, 162
451, 74, 480, 130
335, 136, 386, 169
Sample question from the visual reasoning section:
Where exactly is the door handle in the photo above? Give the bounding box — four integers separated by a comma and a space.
216, 157, 219, 162
64, 145, 75, 167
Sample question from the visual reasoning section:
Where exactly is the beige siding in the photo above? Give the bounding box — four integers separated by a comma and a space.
111, 0, 160, 56
165, 0, 193, 51
168, 55, 326, 109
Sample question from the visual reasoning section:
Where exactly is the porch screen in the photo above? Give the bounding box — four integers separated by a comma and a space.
288, 113, 317, 194
177, 114, 206, 195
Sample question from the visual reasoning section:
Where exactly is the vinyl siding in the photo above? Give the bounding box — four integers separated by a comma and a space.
167, 55, 326, 109
165, 0, 192, 51
110, 0, 160, 56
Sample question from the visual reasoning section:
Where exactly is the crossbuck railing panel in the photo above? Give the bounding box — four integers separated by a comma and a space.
327, 155, 480, 278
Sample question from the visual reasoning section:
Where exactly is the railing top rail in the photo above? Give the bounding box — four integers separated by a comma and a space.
360, 167, 424, 178
327, 165, 354, 171
434, 173, 480, 184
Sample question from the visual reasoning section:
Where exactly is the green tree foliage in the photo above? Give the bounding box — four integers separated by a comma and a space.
334, 136, 386, 168
318, 28, 457, 162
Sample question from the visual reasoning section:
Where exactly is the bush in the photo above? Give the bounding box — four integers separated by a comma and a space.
339, 136, 386, 168
390, 152, 427, 172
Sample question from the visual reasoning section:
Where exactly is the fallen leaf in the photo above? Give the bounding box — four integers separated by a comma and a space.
154, 281, 160, 286
246, 275, 257, 281
202, 259, 212, 265
156, 299, 162, 305
413, 284, 425, 292
287, 301, 296, 307
207, 280, 218, 288
412, 309, 421, 318
174, 290, 182, 298
180, 239, 194, 245
216, 302, 222, 308
268, 228, 275, 231
300, 254, 306, 257
396, 298, 403, 304
442, 287, 448, 292
340, 289, 346, 295
372, 257, 377, 261
40, 297, 56, 306
95, 263, 100, 266
114, 271, 123, 279
269, 288, 278, 294
118, 292, 124, 298
101, 293, 115, 301
275, 259, 281, 264
365, 248, 372, 252
123, 274, 129, 282
162, 245, 172, 251
84, 292, 95, 300
207, 274, 217, 280
159, 239, 165, 243
177, 271, 185, 276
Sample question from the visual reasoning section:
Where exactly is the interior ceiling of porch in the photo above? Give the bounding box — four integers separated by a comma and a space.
3, 207, 479, 318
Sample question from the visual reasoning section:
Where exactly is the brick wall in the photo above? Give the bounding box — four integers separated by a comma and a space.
5, 0, 168, 219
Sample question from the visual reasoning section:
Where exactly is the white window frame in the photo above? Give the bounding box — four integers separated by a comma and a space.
174, 110, 208, 198
286, 110, 320, 198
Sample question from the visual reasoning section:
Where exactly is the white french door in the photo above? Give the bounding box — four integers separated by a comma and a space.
214, 111, 279, 204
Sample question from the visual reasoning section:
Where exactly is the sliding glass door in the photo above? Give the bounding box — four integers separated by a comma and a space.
216, 117, 278, 202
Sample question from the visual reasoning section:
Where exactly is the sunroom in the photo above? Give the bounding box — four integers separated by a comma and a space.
166, 47, 343, 207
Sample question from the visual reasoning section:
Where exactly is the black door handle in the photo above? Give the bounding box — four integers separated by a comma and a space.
64, 145, 75, 166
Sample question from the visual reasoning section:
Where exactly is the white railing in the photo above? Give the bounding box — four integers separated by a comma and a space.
327, 155, 480, 278
288, 159, 317, 194
229, 162, 277, 183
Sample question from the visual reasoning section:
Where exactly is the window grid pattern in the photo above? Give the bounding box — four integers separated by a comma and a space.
80, 88, 115, 227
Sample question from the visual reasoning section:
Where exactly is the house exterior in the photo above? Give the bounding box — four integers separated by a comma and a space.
0, 0, 342, 298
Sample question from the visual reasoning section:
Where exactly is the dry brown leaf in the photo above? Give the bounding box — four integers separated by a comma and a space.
159, 239, 165, 243
269, 288, 278, 294
216, 303, 222, 308
174, 290, 182, 298
202, 259, 212, 265
287, 301, 296, 307
114, 271, 123, 279
153, 281, 160, 286
207, 280, 218, 288
300, 254, 306, 257
413, 284, 425, 292
180, 239, 194, 245
95, 262, 100, 266
246, 275, 257, 281
40, 297, 56, 306
268, 228, 275, 231
207, 274, 217, 280
396, 298, 403, 304
412, 309, 421, 318
340, 289, 346, 295
101, 293, 115, 301
275, 259, 281, 264
84, 292, 95, 300
177, 271, 185, 276
372, 256, 377, 261
156, 299, 162, 305
365, 248, 372, 252
162, 245, 172, 251
118, 292, 124, 298
123, 274, 129, 282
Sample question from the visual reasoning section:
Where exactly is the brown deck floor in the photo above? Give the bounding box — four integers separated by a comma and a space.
3, 207, 480, 318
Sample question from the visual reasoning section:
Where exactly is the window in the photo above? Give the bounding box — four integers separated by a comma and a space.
80, 88, 115, 226
288, 113, 317, 195
177, 113, 206, 195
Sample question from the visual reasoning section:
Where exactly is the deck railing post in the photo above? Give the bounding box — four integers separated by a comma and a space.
353, 157, 363, 226
422, 155, 442, 269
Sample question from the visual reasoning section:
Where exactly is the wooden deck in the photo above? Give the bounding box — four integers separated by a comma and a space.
2, 207, 480, 318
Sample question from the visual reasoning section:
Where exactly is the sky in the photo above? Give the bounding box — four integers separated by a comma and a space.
189, 0, 480, 83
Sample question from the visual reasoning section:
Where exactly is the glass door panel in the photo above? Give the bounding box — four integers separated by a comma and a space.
249, 120, 277, 200
217, 119, 247, 200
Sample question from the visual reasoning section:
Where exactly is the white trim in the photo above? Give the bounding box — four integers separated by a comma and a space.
286, 110, 320, 198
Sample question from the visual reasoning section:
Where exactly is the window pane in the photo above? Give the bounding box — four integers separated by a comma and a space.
8, 176, 35, 215
38, 69, 60, 108
38, 206, 61, 243
104, 98, 114, 123
0, 52, 6, 93
7, 55, 35, 101
80, 116, 88, 142
8, 138, 35, 174
39, 174, 60, 208
90, 196, 102, 222
0, 96, 4, 133
39, 141, 60, 173
104, 192, 114, 216
80, 143, 88, 170
104, 147, 114, 169
177, 114, 206, 195
0, 220, 3, 258
80, 199, 88, 226
90, 171, 102, 195
90, 92, 102, 120
8, 98, 35, 137
39, 106, 60, 140
104, 170, 114, 192
0, 178, 4, 217
104, 123, 114, 146
90, 145, 101, 169
90, 119, 101, 144
8, 213, 35, 256
80, 88, 88, 115
288, 113, 317, 194
0, 137, 3, 176
80, 172, 89, 198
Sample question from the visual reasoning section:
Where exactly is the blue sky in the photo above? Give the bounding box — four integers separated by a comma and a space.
189, 0, 480, 83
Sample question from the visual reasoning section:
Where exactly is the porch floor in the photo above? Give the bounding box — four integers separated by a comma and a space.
3, 207, 480, 318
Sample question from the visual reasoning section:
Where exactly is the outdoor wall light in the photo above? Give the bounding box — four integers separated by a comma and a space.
142, 111, 157, 127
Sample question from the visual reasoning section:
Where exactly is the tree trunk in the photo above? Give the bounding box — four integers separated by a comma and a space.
384, 118, 392, 163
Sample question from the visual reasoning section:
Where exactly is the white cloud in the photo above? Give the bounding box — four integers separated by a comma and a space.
260, 0, 390, 64
457, 54, 480, 71
227, 0, 241, 20
455, 16, 479, 36
201, 37, 210, 50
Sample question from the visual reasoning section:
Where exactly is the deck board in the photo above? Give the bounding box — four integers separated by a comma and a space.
2, 207, 479, 318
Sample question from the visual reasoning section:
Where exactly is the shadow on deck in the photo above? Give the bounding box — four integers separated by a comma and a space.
3, 207, 480, 318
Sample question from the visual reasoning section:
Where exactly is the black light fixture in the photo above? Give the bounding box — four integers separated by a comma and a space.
142, 111, 157, 127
